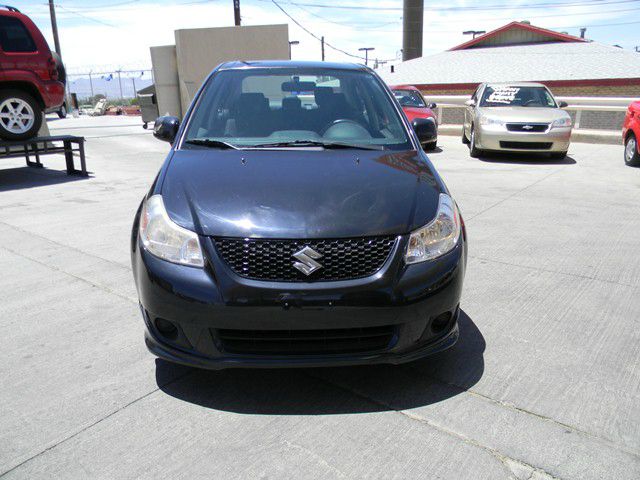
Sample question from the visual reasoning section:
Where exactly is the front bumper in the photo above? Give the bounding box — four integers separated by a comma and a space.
476, 125, 571, 153
132, 231, 467, 369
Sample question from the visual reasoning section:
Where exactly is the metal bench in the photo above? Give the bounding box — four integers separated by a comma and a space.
0, 135, 87, 176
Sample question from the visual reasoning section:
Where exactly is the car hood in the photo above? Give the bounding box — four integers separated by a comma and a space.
160, 149, 442, 239
479, 106, 568, 122
402, 106, 435, 119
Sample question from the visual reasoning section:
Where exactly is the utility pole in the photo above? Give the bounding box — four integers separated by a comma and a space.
402, 0, 423, 61
358, 47, 374, 66
234, 0, 241, 26
321, 36, 325, 61
580, 27, 587, 39
288, 40, 299, 60
48, 0, 62, 56
117, 70, 123, 99
88, 71, 94, 97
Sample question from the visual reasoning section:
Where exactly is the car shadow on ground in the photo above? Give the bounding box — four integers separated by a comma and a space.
477, 152, 576, 165
425, 146, 444, 154
156, 310, 485, 415
0, 166, 90, 192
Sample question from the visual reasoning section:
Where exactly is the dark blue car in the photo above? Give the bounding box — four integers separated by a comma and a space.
131, 60, 466, 369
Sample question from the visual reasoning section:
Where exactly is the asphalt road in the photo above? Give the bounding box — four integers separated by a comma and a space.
1, 115, 639, 479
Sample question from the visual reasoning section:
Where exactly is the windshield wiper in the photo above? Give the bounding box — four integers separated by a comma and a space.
246, 140, 385, 151
184, 138, 240, 149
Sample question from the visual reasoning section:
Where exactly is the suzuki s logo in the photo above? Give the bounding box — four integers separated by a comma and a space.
522, 125, 534, 130
293, 246, 323, 276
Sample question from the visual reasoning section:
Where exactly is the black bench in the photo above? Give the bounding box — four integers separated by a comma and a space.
0, 135, 87, 176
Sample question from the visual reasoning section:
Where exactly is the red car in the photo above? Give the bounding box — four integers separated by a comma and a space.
390, 85, 438, 150
623, 100, 640, 167
0, 5, 65, 140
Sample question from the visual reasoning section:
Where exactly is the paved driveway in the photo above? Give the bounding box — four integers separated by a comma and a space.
1, 116, 639, 479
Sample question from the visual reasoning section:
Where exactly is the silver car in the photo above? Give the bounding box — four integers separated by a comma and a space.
462, 82, 572, 159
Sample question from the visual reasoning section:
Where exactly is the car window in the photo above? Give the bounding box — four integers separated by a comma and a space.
392, 89, 426, 108
480, 86, 557, 108
184, 67, 411, 150
0, 16, 37, 53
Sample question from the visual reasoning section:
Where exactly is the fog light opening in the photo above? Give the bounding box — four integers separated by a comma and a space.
431, 312, 452, 333
155, 318, 178, 341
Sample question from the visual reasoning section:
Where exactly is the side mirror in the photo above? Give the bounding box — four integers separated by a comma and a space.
412, 118, 437, 148
427, 102, 437, 109
153, 116, 180, 143
464, 99, 476, 107
558, 101, 568, 108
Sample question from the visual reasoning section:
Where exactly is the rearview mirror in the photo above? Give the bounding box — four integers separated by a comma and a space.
558, 101, 568, 108
153, 116, 180, 144
465, 99, 475, 107
427, 102, 437, 109
412, 118, 437, 148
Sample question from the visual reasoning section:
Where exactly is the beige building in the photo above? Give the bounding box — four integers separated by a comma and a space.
151, 24, 290, 117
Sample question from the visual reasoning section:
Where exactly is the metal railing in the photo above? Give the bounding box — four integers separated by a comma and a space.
423, 95, 635, 131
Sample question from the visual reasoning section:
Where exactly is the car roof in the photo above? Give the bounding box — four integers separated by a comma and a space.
483, 82, 547, 88
389, 85, 420, 91
217, 60, 367, 71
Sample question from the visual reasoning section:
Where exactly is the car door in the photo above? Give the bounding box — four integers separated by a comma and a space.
464, 85, 481, 137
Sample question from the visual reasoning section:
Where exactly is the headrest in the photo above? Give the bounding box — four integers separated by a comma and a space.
314, 87, 334, 106
282, 96, 301, 110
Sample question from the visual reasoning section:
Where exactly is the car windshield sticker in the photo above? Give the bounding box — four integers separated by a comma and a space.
487, 87, 520, 104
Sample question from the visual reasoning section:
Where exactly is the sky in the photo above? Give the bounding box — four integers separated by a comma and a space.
15, 0, 640, 76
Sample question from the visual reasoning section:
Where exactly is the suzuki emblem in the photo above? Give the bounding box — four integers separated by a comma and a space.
293, 246, 323, 276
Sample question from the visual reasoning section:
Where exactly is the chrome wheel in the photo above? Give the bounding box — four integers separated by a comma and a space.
0, 97, 36, 134
626, 136, 637, 163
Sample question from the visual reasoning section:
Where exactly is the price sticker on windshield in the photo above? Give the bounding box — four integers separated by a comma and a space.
487, 87, 520, 104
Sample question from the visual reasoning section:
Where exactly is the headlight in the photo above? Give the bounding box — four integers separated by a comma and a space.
405, 193, 461, 264
139, 195, 204, 267
552, 117, 572, 128
479, 116, 504, 126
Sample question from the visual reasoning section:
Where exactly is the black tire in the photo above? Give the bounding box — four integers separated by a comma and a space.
57, 103, 67, 119
550, 151, 567, 160
424, 140, 437, 151
469, 126, 483, 158
0, 89, 42, 141
462, 126, 470, 144
624, 133, 640, 167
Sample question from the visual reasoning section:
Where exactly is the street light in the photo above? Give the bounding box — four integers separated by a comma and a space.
288, 40, 300, 59
463, 30, 486, 39
358, 47, 375, 66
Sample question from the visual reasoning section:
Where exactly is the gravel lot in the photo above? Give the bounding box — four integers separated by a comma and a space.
1, 115, 639, 479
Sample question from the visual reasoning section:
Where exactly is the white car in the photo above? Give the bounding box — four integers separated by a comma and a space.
462, 82, 572, 159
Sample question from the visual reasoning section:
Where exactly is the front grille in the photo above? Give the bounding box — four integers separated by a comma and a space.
500, 141, 553, 150
506, 123, 549, 133
216, 326, 396, 355
214, 236, 396, 282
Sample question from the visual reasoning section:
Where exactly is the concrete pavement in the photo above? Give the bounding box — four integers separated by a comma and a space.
1, 116, 639, 479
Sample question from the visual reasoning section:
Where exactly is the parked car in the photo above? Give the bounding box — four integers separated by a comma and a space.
390, 85, 438, 150
462, 82, 572, 159
0, 5, 65, 140
622, 100, 640, 167
131, 61, 465, 370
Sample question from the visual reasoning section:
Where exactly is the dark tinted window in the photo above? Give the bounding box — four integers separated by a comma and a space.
0, 16, 37, 52
393, 89, 426, 108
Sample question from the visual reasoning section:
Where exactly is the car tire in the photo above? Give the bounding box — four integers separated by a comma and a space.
0, 90, 42, 141
625, 133, 640, 167
424, 140, 437, 151
57, 103, 67, 119
550, 151, 567, 160
462, 127, 469, 144
469, 127, 483, 158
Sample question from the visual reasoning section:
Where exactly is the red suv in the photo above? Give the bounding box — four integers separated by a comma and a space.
623, 100, 640, 167
0, 5, 65, 140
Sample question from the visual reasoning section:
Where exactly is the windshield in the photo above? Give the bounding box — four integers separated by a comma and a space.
182, 68, 411, 150
393, 89, 426, 108
480, 86, 557, 108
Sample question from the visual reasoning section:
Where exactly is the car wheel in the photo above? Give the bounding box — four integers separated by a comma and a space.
0, 90, 42, 141
625, 133, 640, 167
57, 103, 67, 119
424, 140, 437, 151
469, 127, 483, 158
550, 151, 567, 160
462, 126, 469, 144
